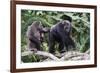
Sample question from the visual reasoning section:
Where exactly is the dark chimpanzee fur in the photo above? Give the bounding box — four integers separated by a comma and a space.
26, 21, 49, 52
49, 15, 75, 54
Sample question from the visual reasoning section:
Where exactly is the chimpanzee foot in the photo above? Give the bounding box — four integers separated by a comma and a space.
30, 48, 38, 53
60, 50, 66, 54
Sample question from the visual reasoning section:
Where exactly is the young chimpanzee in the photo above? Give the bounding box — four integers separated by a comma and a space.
49, 15, 75, 54
26, 21, 49, 52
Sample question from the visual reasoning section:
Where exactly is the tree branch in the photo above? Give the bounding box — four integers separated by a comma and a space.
21, 51, 60, 61
21, 50, 90, 61
60, 51, 89, 60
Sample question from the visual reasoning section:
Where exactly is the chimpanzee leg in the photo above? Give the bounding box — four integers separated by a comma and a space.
64, 37, 75, 51
62, 37, 69, 51
67, 37, 75, 48
49, 33, 55, 54
49, 42, 55, 53
36, 43, 41, 50
58, 41, 65, 53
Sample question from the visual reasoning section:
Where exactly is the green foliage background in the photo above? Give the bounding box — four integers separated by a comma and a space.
21, 9, 90, 62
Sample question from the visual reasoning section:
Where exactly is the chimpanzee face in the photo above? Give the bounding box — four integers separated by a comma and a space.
62, 20, 71, 32
34, 21, 43, 30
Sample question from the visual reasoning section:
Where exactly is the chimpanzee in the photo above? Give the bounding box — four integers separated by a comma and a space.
26, 21, 49, 52
49, 15, 75, 54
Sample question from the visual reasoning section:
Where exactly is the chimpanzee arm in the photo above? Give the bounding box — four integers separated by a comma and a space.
38, 27, 50, 33
68, 37, 75, 48
64, 36, 75, 48
28, 34, 41, 45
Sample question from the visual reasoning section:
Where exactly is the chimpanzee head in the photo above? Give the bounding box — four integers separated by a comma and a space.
60, 15, 72, 33
32, 21, 43, 31
61, 20, 71, 33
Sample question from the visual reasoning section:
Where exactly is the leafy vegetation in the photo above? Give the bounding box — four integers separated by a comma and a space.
21, 10, 90, 62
